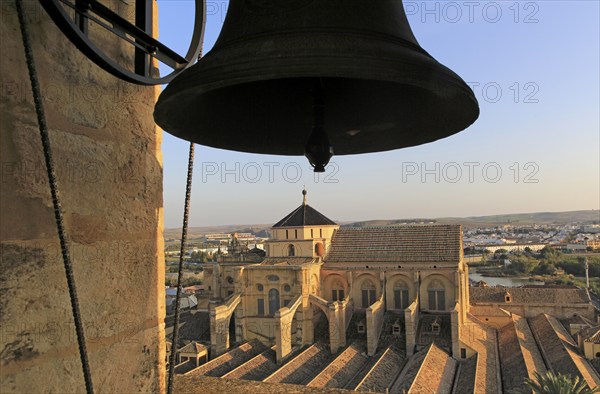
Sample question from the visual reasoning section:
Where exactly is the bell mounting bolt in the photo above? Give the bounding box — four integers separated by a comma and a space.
39, 0, 205, 85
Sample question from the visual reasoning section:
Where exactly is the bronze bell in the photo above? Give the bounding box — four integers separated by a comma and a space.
154, 0, 479, 171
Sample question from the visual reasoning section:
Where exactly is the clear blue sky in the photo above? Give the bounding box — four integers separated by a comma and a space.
156, 1, 599, 228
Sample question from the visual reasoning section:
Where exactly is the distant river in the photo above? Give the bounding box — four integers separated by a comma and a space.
469, 272, 545, 287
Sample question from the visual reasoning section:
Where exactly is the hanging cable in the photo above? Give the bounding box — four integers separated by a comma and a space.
14, 1, 93, 393
167, 142, 195, 394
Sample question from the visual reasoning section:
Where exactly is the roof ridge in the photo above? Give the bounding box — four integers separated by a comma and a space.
340, 224, 461, 230
272, 203, 336, 228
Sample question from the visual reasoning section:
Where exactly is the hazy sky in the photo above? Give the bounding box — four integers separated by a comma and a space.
156, 1, 599, 228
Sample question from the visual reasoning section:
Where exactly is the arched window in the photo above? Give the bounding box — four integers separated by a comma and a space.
287, 244, 295, 256
361, 279, 377, 308
428, 280, 446, 311
331, 279, 345, 301
268, 288, 280, 315
315, 242, 325, 257
393, 280, 410, 310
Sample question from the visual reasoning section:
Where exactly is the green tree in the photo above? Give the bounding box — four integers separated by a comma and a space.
540, 246, 559, 259
533, 263, 558, 276
189, 250, 208, 263
508, 255, 539, 274
523, 371, 599, 394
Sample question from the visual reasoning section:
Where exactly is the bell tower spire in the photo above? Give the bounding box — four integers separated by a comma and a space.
302, 188, 307, 206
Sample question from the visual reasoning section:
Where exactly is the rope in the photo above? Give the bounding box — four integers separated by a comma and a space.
15, 1, 94, 393
167, 142, 195, 394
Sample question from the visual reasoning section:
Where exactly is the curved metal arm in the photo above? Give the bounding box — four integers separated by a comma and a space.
39, 0, 205, 85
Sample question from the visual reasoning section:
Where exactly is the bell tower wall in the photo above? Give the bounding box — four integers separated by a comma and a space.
1, 2, 165, 392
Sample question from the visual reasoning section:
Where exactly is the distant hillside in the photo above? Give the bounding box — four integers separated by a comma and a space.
345, 210, 599, 229
164, 210, 599, 238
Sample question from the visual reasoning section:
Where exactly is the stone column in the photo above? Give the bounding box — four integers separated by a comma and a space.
1, 1, 164, 392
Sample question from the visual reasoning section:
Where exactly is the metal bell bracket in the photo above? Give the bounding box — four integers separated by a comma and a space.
39, 0, 205, 85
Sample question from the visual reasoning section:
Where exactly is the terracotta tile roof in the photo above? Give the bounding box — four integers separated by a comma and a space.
529, 314, 600, 388
580, 326, 600, 344
325, 225, 462, 264
460, 316, 502, 394
272, 204, 337, 228
222, 348, 278, 381
175, 375, 357, 394
416, 314, 451, 350
470, 287, 590, 305
264, 342, 331, 384
355, 346, 406, 393
498, 315, 546, 392
391, 342, 457, 394
179, 341, 207, 355
186, 340, 268, 378
166, 311, 210, 345
452, 355, 478, 394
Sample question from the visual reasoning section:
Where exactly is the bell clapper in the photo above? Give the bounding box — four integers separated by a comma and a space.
305, 79, 334, 173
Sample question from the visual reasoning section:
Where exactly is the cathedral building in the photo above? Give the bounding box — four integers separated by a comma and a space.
205, 191, 468, 359
196, 191, 600, 392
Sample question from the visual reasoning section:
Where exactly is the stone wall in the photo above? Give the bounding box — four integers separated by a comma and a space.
0, 1, 164, 392
470, 303, 595, 321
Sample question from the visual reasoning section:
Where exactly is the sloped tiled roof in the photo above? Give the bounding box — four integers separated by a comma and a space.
416, 314, 451, 350
391, 342, 457, 394
498, 314, 546, 392
453, 355, 478, 394
580, 326, 600, 344
460, 315, 502, 393
272, 204, 336, 228
470, 287, 590, 305
529, 314, 600, 388
179, 341, 207, 355
325, 225, 462, 264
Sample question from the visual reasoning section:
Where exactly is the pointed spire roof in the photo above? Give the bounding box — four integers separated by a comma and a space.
272, 189, 337, 228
